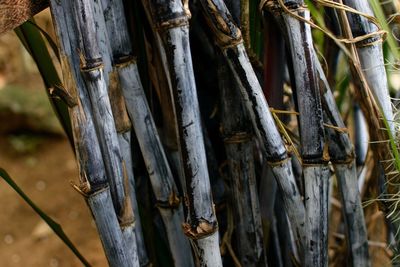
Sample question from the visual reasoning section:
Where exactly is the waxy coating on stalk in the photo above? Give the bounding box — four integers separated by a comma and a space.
147, 0, 222, 266
101, 1, 195, 260
315, 51, 370, 267
263, 0, 332, 266
343, 0, 394, 134
49, 1, 139, 266
72, 0, 143, 262
148, 0, 216, 231
71, 0, 132, 225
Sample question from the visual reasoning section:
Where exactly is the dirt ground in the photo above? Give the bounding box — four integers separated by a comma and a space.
0, 136, 108, 267
0, 14, 108, 266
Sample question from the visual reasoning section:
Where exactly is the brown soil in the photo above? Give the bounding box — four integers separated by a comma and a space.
0, 136, 107, 267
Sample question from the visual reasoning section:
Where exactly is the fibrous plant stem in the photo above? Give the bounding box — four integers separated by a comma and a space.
200, 0, 307, 262
49, 1, 138, 265
147, 1, 223, 266
219, 53, 266, 266
264, 1, 331, 265
316, 55, 370, 266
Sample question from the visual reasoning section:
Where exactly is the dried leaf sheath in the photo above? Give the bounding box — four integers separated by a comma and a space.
0, 0, 48, 34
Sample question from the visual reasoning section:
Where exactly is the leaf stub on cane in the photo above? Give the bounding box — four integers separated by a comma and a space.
60, 55, 79, 108
148, 0, 191, 31
222, 132, 252, 144
182, 220, 219, 240
201, 0, 243, 48
119, 161, 135, 228
108, 69, 132, 133
154, 192, 181, 209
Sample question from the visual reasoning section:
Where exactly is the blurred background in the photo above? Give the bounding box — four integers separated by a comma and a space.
0, 10, 107, 267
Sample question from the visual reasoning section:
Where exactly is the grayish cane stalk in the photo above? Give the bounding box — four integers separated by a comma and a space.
343, 0, 395, 133
264, 1, 332, 265
199, 0, 307, 261
147, 1, 223, 266
49, 1, 138, 265
315, 56, 371, 267
89, 1, 148, 262
139, 2, 188, 196
72, 0, 140, 264
108, 70, 149, 266
219, 54, 266, 266
353, 104, 369, 167
100, 1, 194, 265
117, 46, 195, 267
337, 1, 400, 237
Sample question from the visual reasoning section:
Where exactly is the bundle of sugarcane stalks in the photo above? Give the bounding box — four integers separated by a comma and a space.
8, 0, 400, 265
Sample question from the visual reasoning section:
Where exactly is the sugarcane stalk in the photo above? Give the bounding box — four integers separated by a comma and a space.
261, 15, 297, 264
146, 35, 180, 153
145, 1, 223, 266
100, 1, 195, 265
118, 59, 195, 267
342, 0, 395, 133
339, 0, 400, 207
219, 54, 266, 266
334, 0, 397, 196
92, 3, 147, 263
49, 1, 137, 265
89, 3, 147, 260
70, 0, 140, 264
108, 70, 149, 266
353, 104, 369, 167
264, 1, 332, 265
199, 0, 307, 261
336, 0, 399, 224
139, 4, 189, 195
203, 3, 266, 263
92, 0, 112, 83
315, 55, 371, 266
101, 0, 156, 264
142, 30, 187, 195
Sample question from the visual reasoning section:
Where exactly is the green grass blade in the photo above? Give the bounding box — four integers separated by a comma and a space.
14, 19, 73, 145
0, 168, 91, 267
25, 20, 61, 62
305, 0, 326, 28
249, 0, 263, 59
381, 113, 400, 172
305, 0, 325, 52
369, 0, 400, 60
